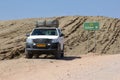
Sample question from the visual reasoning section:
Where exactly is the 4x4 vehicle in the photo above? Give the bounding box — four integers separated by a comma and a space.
25, 20, 64, 59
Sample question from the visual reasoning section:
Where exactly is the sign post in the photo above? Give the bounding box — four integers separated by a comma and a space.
84, 22, 99, 53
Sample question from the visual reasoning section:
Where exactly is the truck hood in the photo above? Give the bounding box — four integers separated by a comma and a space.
27, 35, 59, 39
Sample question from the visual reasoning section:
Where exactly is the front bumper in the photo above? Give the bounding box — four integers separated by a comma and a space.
26, 48, 57, 53
26, 43, 59, 53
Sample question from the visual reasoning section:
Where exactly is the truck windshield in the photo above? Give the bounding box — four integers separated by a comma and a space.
31, 29, 58, 36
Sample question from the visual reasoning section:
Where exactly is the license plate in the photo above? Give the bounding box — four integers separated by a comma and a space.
36, 44, 46, 47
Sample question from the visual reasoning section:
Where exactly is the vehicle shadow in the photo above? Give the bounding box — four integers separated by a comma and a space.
61, 56, 81, 61
34, 56, 81, 61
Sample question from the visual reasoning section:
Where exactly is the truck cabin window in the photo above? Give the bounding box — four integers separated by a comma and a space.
31, 29, 58, 36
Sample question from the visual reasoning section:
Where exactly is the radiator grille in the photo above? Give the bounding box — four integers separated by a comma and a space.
33, 39, 52, 43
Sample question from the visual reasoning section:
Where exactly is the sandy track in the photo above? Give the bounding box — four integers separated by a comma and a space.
0, 54, 120, 80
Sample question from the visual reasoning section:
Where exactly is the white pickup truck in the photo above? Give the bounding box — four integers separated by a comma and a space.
25, 20, 64, 59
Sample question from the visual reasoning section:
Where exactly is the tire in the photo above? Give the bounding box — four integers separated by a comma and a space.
61, 52, 64, 58
25, 50, 33, 59
61, 45, 64, 58
54, 51, 62, 59
54, 44, 62, 59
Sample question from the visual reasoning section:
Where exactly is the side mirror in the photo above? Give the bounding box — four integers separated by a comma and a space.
26, 33, 30, 37
60, 33, 64, 37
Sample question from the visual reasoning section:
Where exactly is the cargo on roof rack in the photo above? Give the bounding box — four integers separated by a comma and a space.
36, 19, 59, 28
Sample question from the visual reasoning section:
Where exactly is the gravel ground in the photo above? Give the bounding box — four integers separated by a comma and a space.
0, 54, 120, 80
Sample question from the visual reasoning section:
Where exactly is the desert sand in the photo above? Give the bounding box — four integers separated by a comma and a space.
0, 16, 120, 80
0, 54, 120, 80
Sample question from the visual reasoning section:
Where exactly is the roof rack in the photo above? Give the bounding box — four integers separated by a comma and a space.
36, 19, 59, 28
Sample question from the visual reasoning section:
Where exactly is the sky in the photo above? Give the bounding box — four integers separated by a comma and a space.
0, 0, 120, 20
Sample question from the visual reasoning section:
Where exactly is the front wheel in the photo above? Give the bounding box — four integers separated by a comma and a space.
25, 50, 33, 59
54, 44, 62, 59
61, 52, 64, 58
54, 51, 62, 59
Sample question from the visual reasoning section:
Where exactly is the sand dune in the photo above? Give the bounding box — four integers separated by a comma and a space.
0, 16, 120, 60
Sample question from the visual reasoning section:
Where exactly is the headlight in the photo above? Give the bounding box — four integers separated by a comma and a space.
52, 39, 58, 43
26, 39, 33, 44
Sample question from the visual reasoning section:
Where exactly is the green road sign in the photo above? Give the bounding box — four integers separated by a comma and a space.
84, 22, 99, 30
